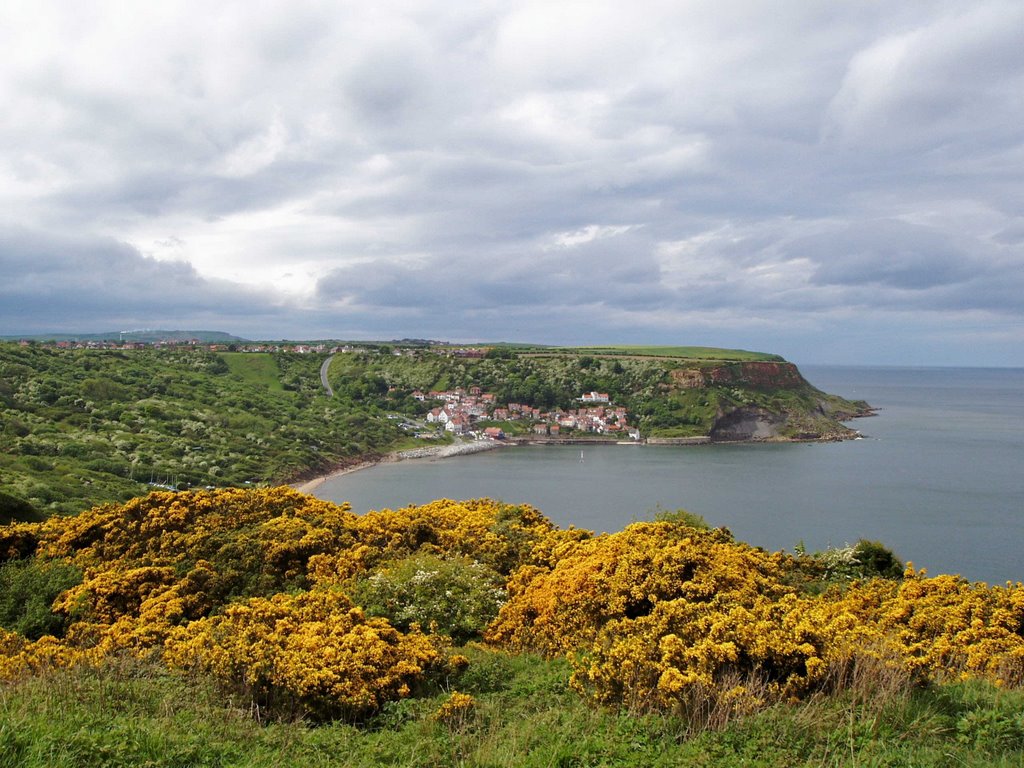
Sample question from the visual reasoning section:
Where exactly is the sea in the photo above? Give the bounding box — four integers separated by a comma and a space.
314, 366, 1024, 585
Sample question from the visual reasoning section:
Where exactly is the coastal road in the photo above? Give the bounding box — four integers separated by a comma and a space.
319, 354, 336, 397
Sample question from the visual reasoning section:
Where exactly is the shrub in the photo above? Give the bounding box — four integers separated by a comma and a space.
879, 571, 1024, 686
432, 691, 478, 729
652, 507, 710, 530
809, 540, 904, 582
350, 553, 506, 642
346, 499, 555, 576
853, 539, 904, 579
0, 557, 82, 640
486, 520, 792, 655
0, 491, 42, 524
163, 589, 446, 721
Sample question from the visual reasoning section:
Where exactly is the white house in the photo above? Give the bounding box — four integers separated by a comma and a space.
426, 407, 452, 424
446, 415, 470, 434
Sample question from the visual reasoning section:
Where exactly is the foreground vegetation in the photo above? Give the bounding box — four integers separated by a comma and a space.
2, 489, 1022, 766
3, 653, 1023, 767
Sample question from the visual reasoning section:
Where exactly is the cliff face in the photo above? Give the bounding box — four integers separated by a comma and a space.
707, 405, 859, 442
708, 407, 788, 441
669, 361, 868, 443
671, 361, 807, 390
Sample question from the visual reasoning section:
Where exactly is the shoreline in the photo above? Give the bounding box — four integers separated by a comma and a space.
291, 439, 507, 494
290, 425, 867, 495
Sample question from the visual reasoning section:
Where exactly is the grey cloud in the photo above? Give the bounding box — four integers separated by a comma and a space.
992, 222, 1024, 246
0, 228, 282, 333
798, 221, 974, 290
316, 227, 675, 320
655, 216, 1024, 320
346, 49, 429, 127
824, 3, 1024, 156
2, 2, 1023, 364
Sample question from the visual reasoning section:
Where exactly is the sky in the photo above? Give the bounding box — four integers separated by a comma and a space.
1, 1, 1022, 366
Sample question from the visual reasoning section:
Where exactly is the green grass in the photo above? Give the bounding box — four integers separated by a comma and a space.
219, 352, 285, 392
563, 346, 785, 361
2, 651, 1022, 767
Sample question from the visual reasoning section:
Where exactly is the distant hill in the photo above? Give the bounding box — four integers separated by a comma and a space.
1, 330, 249, 344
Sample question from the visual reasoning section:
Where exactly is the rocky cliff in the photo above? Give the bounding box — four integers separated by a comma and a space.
672, 361, 808, 390
669, 361, 872, 443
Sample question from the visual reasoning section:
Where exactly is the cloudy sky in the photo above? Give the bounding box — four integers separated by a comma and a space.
2, 1, 1022, 365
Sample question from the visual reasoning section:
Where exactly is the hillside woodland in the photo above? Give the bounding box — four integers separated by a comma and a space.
0, 345, 403, 516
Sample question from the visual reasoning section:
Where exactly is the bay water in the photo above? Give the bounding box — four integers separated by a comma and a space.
315, 366, 1024, 584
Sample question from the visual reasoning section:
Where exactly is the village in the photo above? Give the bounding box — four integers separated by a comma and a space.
15, 338, 338, 354
414, 386, 641, 442
12, 337, 490, 357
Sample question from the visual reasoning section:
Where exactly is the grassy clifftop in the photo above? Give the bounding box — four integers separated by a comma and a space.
557, 344, 785, 361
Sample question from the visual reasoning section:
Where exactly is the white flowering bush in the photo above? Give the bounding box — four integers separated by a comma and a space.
350, 553, 506, 642
818, 543, 861, 580
812, 540, 904, 581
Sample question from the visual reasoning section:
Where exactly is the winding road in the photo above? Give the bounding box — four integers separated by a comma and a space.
319, 354, 336, 397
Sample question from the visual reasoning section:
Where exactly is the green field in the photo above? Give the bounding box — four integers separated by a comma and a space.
219, 352, 285, 391
558, 345, 784, 361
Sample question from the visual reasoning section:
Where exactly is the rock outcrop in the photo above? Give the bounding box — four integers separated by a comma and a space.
672, 361, 808, 390
668, 362, 873, 442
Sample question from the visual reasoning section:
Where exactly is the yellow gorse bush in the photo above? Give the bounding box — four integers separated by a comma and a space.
432, 690, 478, 728
0, 489, 549, 717
0, 626, 93, 680
486, 521, 793, 655
35, 488, 357, 577
345, 498, 555, 575
2, 488, 1023, 722
487, 519, 1024, 714
163, 589, 445, 720
878, 569, 1024, 685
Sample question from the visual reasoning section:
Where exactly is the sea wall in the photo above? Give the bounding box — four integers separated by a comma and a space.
396, 441, 504, 460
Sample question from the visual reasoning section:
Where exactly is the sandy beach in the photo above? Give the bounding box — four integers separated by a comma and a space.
291, 439, 506, 494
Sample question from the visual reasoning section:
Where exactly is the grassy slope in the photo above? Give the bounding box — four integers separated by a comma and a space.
219, 352, 286, 392
1, 653, 1021, 767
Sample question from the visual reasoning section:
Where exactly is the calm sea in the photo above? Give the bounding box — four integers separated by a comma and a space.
315, 367, 1024, 584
